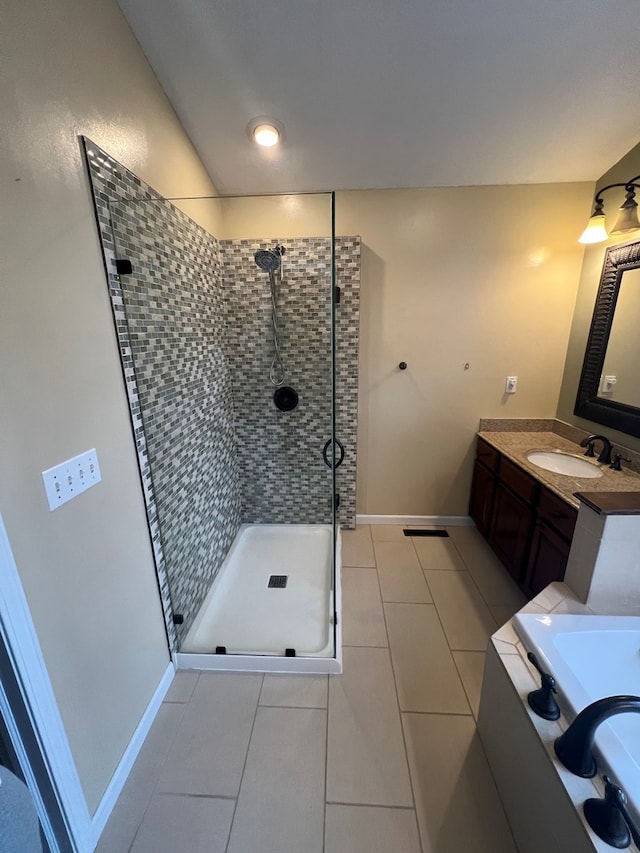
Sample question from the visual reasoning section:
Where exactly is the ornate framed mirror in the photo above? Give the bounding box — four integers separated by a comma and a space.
574, 238, 640, 437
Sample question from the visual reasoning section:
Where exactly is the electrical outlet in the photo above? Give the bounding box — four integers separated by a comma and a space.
42, 449, 102, 511
505, 376, 518, 394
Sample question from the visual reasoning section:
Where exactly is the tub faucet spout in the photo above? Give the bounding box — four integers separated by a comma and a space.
579, 434, 613, 464
554, 695, 640, 777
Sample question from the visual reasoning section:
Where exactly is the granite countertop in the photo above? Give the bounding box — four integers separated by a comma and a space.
478, 430, 640, 509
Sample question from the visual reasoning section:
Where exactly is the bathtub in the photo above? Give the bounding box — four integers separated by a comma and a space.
513, 613, 640, 824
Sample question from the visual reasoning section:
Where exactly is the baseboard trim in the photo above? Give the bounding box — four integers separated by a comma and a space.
89, 661, 175, 848
356, 514, 474, 527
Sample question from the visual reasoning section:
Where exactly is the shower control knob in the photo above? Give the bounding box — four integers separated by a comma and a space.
398, 362, 407, 370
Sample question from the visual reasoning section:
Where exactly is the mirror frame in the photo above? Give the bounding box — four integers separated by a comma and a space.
574, 237, 640, 438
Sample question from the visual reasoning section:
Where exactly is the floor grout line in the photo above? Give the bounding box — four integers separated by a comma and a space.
407, 581, 473, 715
374, 556, 425, 853
422, 566, 498, 652
400, 708, 475, 718
223, 673, 264, 853
122, 697, 190, 853
325, 800, 416, 810
154, 791, 237, 801
448, 534, 525, 625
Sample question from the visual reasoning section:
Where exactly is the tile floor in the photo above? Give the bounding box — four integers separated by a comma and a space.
96, 524, 526, 853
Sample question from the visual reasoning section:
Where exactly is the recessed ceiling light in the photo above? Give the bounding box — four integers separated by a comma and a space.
247, 117, 284, 148
254, 124, 279, 147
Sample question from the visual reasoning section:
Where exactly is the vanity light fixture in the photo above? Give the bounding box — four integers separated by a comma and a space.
247, 117, 284, 148
611, 185, 640, 234
579, 175, 640, 244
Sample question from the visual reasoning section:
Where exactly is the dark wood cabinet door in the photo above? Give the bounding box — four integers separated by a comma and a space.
469, 460, 496, 535
523, 522, 571, 597
488, 482, 534, 583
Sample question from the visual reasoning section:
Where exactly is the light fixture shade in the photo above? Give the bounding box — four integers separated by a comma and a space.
611, 195, 640, 234
578, 214, 608, 244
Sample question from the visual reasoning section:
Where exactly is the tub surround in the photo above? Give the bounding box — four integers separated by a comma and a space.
565, 493, 640, 615
479, 583, 640, 853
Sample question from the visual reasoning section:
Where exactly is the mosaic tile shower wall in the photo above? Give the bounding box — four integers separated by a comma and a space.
221, 238, 360, 528
334, 236, 360, 527
84, 140, 243, 646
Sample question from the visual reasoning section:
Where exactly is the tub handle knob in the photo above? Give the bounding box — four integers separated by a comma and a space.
526, 652, 560, 721
584, 775, 640, 849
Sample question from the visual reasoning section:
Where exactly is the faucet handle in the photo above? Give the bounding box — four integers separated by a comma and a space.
610, 453, 631, 471
526, 652, 560, 721
583, 441, 596, 458
584, 775, 640, 849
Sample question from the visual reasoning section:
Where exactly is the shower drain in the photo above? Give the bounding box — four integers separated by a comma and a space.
268, 575, 288, 588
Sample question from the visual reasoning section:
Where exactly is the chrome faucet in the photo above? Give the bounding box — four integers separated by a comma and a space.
579, 434, 613, 465
554, 695, 640, 777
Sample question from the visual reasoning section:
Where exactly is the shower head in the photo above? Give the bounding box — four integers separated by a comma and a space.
254, 248, 281, 272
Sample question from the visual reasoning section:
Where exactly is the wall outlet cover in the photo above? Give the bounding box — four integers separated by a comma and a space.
42, 449, 101, 511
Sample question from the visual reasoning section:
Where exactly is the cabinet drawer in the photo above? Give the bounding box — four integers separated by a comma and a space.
476, 437, 499, 472
537, 487, 578, 541
498, 456, 538, 504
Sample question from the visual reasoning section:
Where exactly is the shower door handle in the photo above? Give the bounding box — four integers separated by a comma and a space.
322, 438, 345, 469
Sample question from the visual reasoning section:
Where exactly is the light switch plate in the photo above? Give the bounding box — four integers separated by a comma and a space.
42, 449, 101, 511
505, 376, 518, 394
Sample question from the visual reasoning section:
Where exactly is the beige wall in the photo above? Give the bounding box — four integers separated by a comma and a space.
223, 185, 592, 515
218, 194, 332, 239
557, 140, 640, 453
339, 186, 594, 514
0, 0, 220, 813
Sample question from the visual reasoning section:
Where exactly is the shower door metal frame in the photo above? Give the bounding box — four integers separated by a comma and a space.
330, 191, 339, 655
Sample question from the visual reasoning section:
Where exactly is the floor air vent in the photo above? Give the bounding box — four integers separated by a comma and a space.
403, 529, 449, 537
268, 575, 288, 588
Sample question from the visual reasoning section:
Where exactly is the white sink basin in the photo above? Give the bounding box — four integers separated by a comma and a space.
526, 450, 603, 478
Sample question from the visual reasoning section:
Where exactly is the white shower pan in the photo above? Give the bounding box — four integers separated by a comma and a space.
176, 524, 342, 673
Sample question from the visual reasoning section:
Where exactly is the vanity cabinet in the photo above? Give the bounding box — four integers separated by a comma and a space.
487, 457, 538, 585
522, 488, 577, 597
524, 522, 572, 597
468, 438, 499, 534
469, 438, 578, 598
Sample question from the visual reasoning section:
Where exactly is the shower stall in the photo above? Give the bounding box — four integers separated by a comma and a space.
82, 138, 360, 672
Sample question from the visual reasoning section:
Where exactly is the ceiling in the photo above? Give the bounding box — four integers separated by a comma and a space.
117, 0, 640, 196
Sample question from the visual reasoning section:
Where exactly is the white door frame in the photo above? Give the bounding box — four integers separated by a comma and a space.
0, 511, 93, 851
